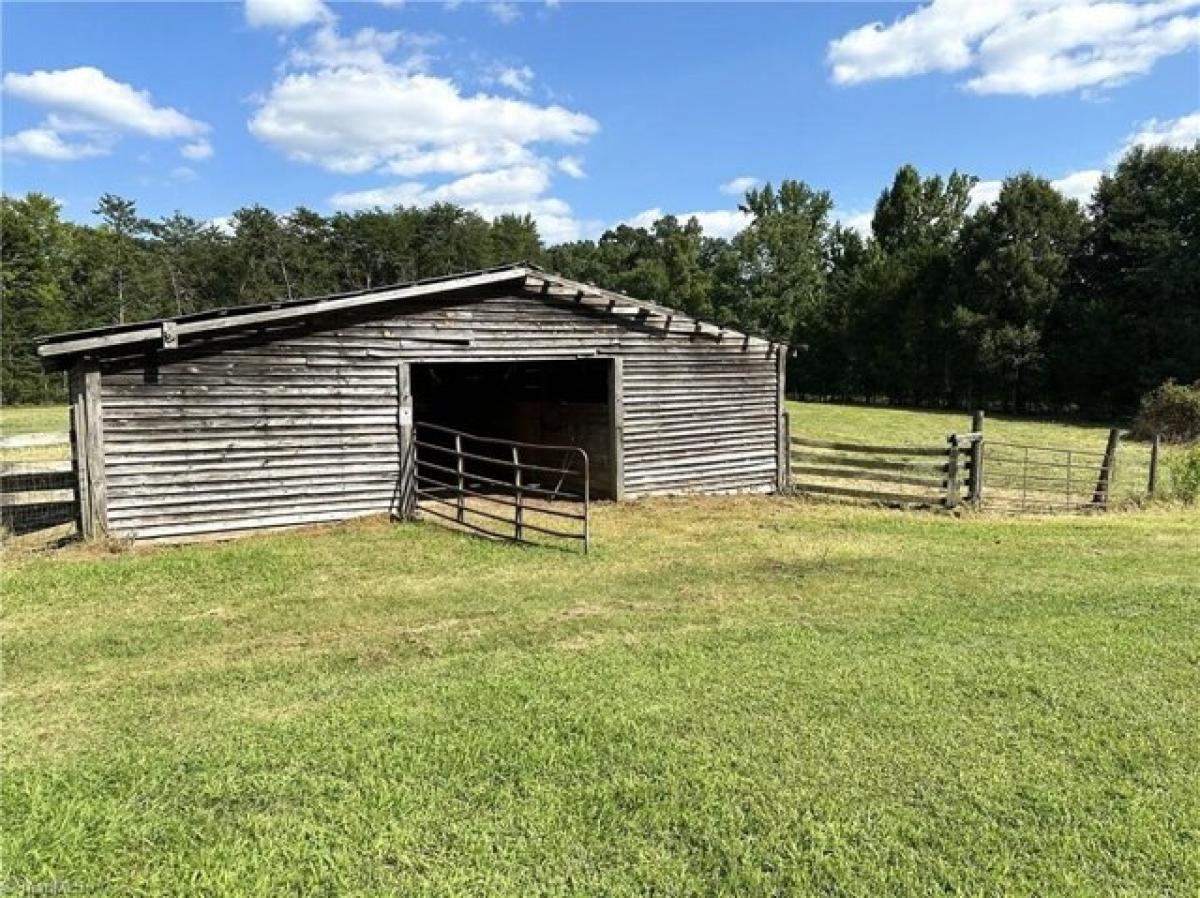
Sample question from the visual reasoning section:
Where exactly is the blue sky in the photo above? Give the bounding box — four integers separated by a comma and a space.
3, 0, 1198, 243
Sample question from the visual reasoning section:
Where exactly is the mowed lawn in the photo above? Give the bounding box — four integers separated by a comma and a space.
3, 495, 1199, 894
2, 402, 1198, 894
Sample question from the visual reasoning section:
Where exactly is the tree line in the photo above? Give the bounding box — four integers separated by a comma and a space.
3, 144, 1196, 416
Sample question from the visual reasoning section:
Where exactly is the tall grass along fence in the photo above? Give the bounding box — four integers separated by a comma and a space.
787, 412, 1151, 514
1, 432, 77, 534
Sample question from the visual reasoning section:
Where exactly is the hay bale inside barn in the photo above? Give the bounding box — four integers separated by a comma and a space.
37, 264, 788, 542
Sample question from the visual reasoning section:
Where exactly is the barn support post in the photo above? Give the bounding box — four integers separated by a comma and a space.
608, 357, 625, 501
69, 359, 108, 539
396, 362, 416, 521
775, 346, 788, 493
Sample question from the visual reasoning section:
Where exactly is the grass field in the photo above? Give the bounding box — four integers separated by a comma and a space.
0, 405, 68, 436
3, 397, 1199, 894
0, 405, 71, 464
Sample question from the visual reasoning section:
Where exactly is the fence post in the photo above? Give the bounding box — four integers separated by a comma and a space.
512, 445, 524, 541
1148, 434, 1161, 496
944, 434, 961, 510
968, 410, 985, 506
455, 433, 465, 523
1092, 428, 1121, 508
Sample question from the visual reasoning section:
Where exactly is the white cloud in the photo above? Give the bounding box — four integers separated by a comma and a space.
430, 164, 552, 204
288, 25, 435, 73
494, 65, 535, 95
828, 0, 1200, 96
964, 111, 1200, 213
1050, 169, 1103, 204
622, 207, 751, 239
169, 165, 199, 183
0, 126, 109, 161
557, 155, 585, 178
488, 2, 520, 24
968, 179, 1004, 210
834, 208, 874, 236
1115, 110, 1200, 159
967, 168, 1103, 210
245, 0, 333, 29
181, 139, 214, 161
251, 21, 597, 246
329, 164, 598, 244
381, 141, 536, 177
3, 67, 207, 138
720, 176, 760, 196
250, 68, 597, 175
208, 216, 235, 236
1, 66, 209, 164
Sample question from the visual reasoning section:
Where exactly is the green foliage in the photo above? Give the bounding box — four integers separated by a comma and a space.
1061, 145, 1200, 414
1, 195, 72, 403
1133, 380, 1200, 443
2, 144, 1198, 412
1166, 447, 1200, 503
952, 174, 1086, 409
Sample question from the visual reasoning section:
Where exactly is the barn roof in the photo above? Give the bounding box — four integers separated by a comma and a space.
36, 262, 781, 368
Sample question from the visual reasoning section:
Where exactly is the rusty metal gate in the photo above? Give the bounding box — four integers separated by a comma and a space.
413, 421, 591, 551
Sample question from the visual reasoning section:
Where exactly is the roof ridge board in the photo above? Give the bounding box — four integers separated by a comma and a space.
36, 262, 531, 346
37, 267, 530, 360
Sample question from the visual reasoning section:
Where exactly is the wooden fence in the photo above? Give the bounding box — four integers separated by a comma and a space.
787, 412, 1141, 514
789, 433, 978, 509
413, 421, 591, 552
1, 460, 78, 534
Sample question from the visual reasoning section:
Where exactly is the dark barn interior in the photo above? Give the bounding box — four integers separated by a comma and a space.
411, 359, 615, 499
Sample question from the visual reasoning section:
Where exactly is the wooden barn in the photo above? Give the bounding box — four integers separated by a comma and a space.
37, 264, 788, 543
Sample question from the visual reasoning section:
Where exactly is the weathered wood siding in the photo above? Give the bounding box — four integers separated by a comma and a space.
97, 289, 779, 540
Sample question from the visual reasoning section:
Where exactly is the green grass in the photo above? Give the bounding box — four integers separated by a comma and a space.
3, 498, 1199, 896
0, 404, 68, 436
0, 405, 70, 464
788, 400, 1127, 449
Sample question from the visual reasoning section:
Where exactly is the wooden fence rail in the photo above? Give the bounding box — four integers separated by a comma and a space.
0, 433, 71, 450
788, 434, 973, 508
1, 461, 78, 534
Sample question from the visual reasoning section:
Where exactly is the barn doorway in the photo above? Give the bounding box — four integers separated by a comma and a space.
410, 358, 618, 500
